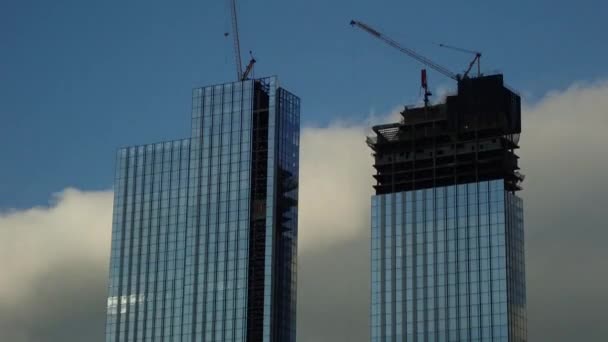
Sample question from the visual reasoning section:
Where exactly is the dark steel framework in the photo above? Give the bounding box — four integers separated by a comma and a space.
248, 78, 299, 342
247, 80, 271, 342
368, 74, 523, 195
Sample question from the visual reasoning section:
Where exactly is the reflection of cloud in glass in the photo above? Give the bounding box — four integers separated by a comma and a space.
107, 294, 146, 315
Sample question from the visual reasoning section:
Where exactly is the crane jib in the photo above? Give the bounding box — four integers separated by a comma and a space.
351, 19, 462, 82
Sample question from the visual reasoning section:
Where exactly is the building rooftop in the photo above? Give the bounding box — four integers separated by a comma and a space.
368, 74, 524, 194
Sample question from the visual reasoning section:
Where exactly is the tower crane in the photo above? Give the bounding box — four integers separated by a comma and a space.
228, 0, 256, 81
350, 20, 481, 83
439, 43, 482, 79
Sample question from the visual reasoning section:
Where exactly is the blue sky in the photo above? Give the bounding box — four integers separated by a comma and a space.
1, 0, 607, 209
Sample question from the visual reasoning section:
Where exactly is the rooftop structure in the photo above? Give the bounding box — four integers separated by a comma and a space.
368, 74, 523, 195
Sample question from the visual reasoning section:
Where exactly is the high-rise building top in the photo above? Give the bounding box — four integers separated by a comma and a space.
105, 77, 300, 342
368, 74, 523, 194
369, 74, 527, 342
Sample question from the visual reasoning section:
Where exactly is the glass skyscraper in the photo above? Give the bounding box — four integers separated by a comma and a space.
368, 75, 526, 341
105, 77, 300, 342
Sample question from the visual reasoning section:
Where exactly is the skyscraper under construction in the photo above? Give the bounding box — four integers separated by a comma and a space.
368, 74, 526, 341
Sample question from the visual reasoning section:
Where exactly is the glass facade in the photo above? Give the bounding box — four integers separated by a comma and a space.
371, 180, 526, 342
106, 77, 300, 342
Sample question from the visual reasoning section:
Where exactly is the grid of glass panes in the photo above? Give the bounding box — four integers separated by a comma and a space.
371, 180, 515, 342
106, 77, 300, 342
273, 88, 300, 342
186, 80, 253, 342
106, 139, 192, 342
261, 77, 277, 342
506, 193, 526, 342
106, 79, 255, 342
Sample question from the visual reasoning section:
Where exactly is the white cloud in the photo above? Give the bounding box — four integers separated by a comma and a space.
0, 189, 112, 307
298, 124, 373, 250
297, 107, 404, 250
518, 81, 608, 341
521, 80, 608, 191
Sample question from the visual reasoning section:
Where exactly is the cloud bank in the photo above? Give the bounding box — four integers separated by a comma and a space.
1, 80, 608, 341
0, 190, 112, 342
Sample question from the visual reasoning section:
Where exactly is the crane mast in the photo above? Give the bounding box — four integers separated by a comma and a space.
350, 20, 459, 81
228, 0, 256, 81
229, 0, 243, 80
